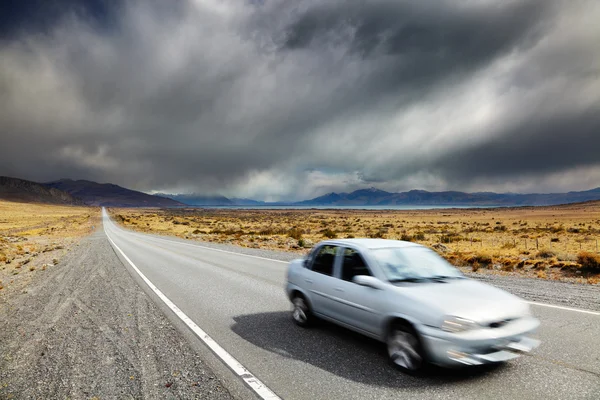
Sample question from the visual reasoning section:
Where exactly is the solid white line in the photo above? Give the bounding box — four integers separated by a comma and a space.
527, 301, 600, 316
109, 219, 288, 264
104, 224, 281, 400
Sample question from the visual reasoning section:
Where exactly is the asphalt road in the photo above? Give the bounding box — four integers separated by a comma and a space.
103, 209, 600, 400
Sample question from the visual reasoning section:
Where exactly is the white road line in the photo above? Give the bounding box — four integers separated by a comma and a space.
527, 301, 600, 316
103, 210, 600, 317
104, 225, 281, 400
108, 219, 288, 264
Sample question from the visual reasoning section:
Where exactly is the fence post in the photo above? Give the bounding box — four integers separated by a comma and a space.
536, 238, 538, 250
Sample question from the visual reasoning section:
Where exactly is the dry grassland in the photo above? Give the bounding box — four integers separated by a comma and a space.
110, 202, 600, 284
0, 200, 100, 295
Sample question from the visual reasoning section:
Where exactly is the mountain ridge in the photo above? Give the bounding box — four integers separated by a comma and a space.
0, 176, 84, 205
44, 179, 185, 207
294, 187, 600, 206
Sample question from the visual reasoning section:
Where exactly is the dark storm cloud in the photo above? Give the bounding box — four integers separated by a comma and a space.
0, 0, 598, 200
0, 0, 120, 37
431, 109, 600, 182
281, 0, 547, 87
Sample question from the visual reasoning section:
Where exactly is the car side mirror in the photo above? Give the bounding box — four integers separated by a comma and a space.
352, 275, 383, 289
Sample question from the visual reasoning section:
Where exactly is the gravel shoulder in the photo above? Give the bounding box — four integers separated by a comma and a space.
141, 231, 600, 312
0, 229, 233, 400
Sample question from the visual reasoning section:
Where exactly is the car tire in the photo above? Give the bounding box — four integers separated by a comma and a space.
387, 321, 426, 374
291, 294, 313, 327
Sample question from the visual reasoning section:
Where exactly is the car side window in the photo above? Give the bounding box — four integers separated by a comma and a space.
310, 245, 338, 276
341, 248, 371, 282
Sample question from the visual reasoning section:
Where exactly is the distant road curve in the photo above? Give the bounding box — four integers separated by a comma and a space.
103, 209, 600, 400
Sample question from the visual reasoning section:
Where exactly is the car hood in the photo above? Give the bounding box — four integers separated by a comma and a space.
395, 278, 529, 324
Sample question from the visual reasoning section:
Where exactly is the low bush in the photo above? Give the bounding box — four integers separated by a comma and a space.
287, 228, 303, 241
577, 251, 600, 272
413, 232, 426, 241
322, 229, 337, 239
536, 249, 556, 259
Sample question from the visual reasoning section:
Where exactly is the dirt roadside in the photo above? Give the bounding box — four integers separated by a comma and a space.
0, 230, 233, 400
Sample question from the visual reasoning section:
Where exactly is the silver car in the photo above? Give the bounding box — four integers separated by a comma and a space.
286, 239, 540, 373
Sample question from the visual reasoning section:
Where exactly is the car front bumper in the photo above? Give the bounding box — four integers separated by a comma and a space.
420, 316, 540, 367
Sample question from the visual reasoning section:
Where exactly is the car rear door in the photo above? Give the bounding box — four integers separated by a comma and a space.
322, 247, 385, 336
304, 244, 342, 318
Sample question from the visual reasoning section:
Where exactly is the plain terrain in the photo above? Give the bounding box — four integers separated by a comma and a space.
0, 200, 99, 295
109, 201, 600, 284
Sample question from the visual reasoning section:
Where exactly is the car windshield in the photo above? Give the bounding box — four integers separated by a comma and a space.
371, 247, 463, 282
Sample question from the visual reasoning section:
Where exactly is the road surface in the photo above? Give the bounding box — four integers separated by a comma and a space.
103, 209, 600, 400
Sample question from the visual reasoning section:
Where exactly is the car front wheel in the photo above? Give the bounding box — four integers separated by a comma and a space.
387, 322, 425, 374
291, 295, 313, 327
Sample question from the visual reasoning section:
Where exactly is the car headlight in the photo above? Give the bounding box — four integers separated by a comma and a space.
441, 316, 479, 333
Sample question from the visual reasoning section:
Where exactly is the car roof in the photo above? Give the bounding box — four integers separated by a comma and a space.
320, 238, 423, 250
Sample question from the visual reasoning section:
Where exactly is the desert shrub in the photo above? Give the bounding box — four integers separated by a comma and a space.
577, 251, 600, 271
493, 225, 507, 232
440, 234, 462, 243
501, 242, 516, 249
536, 249, 555, 259
287, 228, 303, 241
550, 238, 559, 243
549, 225, 564, 233
322, 229, 337, 239
466, 252, 492, 265
537, 270, 548, 279
369, 230, 385, 239
400, 233, 413, 241
413, 232, 426, 241
556, 253, 577, 262
192, 229, 202, 234
297, 238, 305, 247
346, 234, 355, 239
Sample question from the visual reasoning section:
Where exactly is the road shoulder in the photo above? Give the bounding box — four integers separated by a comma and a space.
0, 230, 234, 399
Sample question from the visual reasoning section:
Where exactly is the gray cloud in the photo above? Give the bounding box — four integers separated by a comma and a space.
0, 0, 599, 200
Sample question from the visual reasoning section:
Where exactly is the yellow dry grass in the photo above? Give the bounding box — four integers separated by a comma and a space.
0, 200, 100, 292
109, 201, 600, 284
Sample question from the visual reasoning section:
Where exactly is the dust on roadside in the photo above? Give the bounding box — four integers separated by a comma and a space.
0, 229, 234, 399
0, 200, 101, 299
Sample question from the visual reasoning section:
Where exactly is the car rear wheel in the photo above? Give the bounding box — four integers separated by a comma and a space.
387, 322, 425, 374
291, 295, 313, 327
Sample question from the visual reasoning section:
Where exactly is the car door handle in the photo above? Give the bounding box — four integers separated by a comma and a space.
305, 279, 314, 284
334, 287, 344, 292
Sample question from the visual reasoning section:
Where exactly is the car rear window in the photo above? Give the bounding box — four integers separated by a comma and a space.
311, 245, 338, 276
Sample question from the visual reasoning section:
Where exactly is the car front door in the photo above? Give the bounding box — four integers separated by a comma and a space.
323, 247, 385, 336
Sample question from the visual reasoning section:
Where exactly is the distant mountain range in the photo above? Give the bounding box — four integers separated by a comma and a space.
0, 176, 84, 205
293, 187, 600, 206
2, 174, 600, 208
154, 193, 233, 206
0, 176, 184, 207
160, 186, 600, 207
45, 179, 185, 207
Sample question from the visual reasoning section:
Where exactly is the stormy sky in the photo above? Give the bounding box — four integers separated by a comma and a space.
1, 0, 599, 201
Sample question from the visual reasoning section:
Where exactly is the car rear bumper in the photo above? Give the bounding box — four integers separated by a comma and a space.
420, 316, 540, 367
